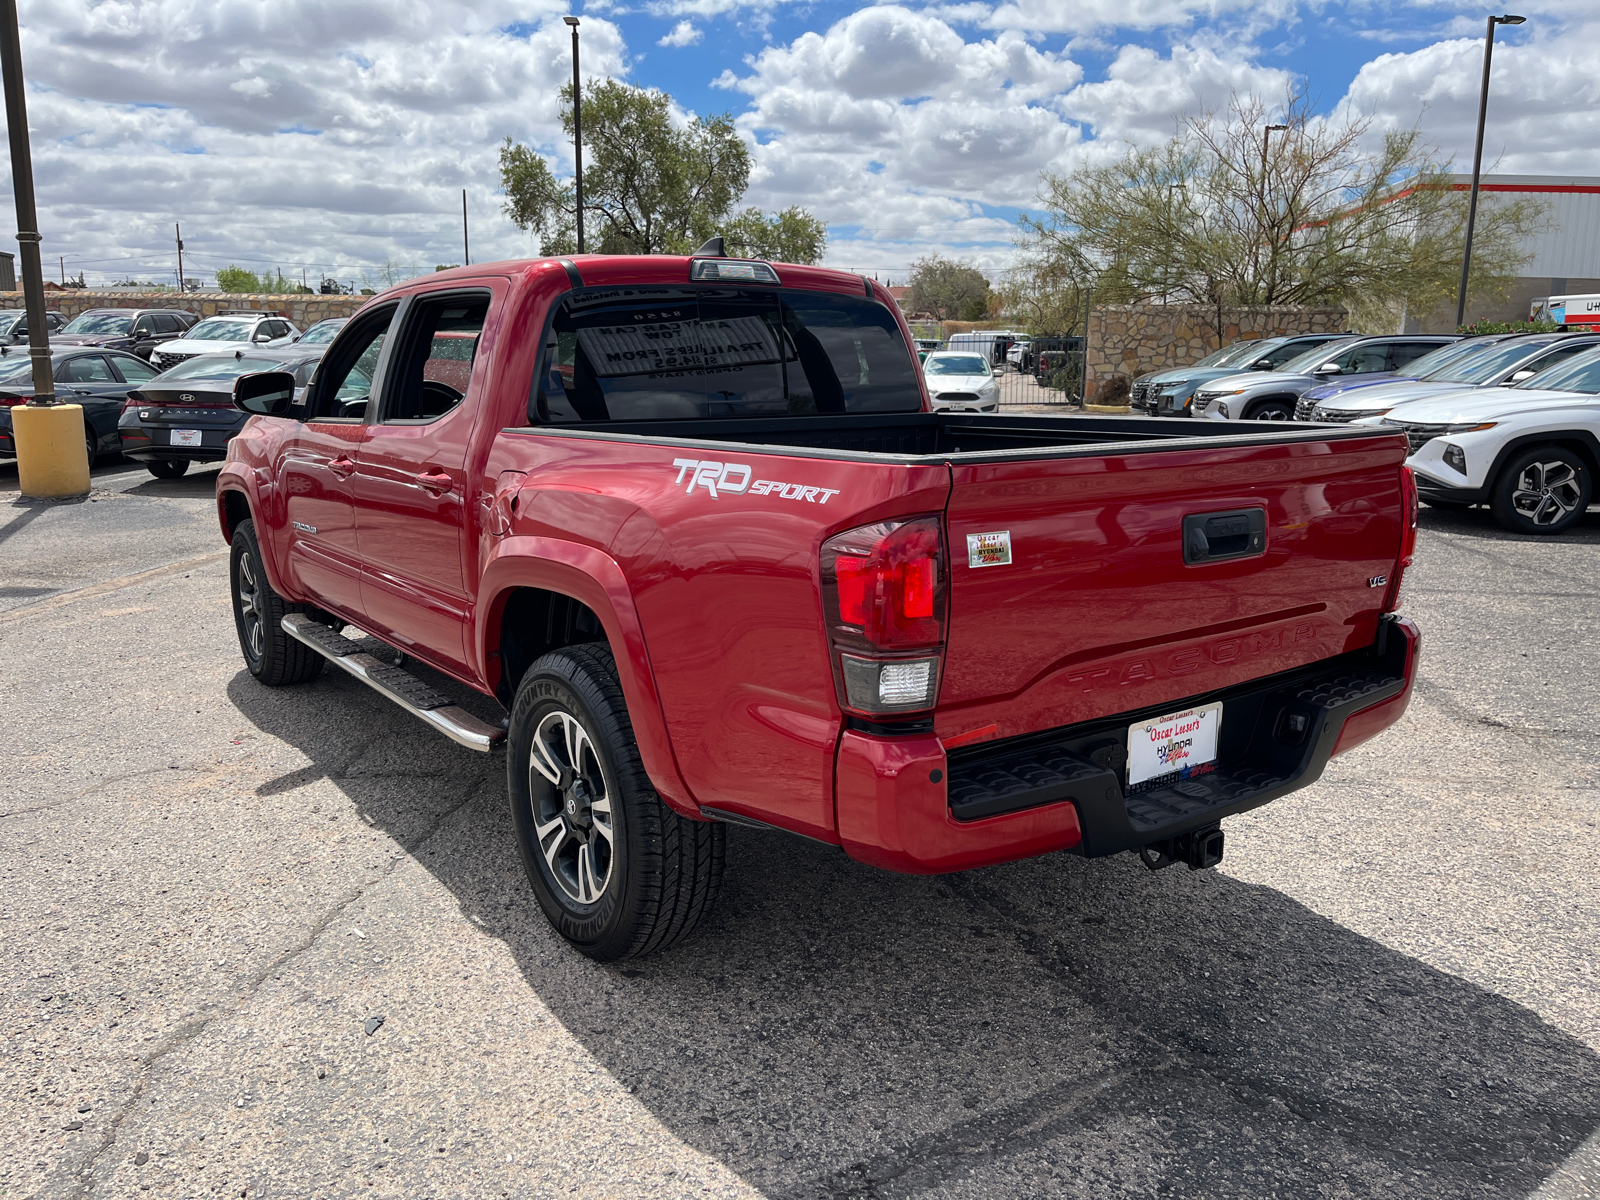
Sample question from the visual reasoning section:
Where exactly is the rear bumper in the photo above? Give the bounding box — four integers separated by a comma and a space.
834, 615, 1420, 873
117, 414, 246, 463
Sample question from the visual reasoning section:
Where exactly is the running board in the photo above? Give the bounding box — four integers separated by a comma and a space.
281, 614, 506, 752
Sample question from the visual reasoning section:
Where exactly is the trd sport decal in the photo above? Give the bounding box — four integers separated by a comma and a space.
671, 458, 840, 504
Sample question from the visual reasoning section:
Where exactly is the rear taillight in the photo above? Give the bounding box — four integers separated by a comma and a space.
1383, 466, 1418, 613
821, 517, 947, 715
0, 394, 25, 408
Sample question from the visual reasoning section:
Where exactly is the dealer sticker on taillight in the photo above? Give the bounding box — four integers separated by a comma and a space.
1127, 703, 1222, 790
966, 530, 1012, 567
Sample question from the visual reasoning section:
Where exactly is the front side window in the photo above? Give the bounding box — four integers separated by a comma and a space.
62, 356, 117, 383
308, 304, 397, 419
378, 292, 488, 423
1258, 339, 1327, 369
133, 315, 156, 335
530, 287, 919, 424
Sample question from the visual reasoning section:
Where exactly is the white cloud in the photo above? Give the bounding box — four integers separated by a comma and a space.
11, 1, 630, 286
658, 20, 703, 46
1338, 18, 1600, 176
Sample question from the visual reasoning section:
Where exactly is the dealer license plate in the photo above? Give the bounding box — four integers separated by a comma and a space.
170, 429, 202, 448
1127, 703, 1222, 789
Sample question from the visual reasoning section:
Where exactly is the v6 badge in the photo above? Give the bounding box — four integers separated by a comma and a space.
967, 530, 1012, 567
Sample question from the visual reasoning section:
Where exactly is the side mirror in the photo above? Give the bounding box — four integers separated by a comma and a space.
1313, 363, 1340, 374
233, 370, 296, 416
1508, 368, 1536, 383
1249, 359, 1273, 370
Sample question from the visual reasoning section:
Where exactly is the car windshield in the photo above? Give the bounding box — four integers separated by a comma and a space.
925, 354, 989, 375
62, 312, 132, 336
154, 354, 285, 381
1432, 339, 1562, 384
1405, 339, 1498, 379
1514, 346, 1600, 393
0, 313, 20, 334
299, 321, 343, 345
185, 318, 255, 342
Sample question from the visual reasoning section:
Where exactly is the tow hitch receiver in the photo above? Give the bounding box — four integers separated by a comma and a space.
1138, 824, 1225, 872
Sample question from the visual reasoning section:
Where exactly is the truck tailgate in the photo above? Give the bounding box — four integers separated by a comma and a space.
937, 432, 1409, 742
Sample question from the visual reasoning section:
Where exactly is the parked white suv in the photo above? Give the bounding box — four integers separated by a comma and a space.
149, 312, 300, 372
1365, 345, 1600, 534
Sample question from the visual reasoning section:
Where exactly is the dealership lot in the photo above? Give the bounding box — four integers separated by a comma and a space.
1, 460, 1597, 1199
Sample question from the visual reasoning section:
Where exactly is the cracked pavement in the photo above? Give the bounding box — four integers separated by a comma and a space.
1, 459, 1597, 1198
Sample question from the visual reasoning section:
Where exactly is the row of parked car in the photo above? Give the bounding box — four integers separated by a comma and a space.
0, 307, 347, 477
1135, 329, 1600, 534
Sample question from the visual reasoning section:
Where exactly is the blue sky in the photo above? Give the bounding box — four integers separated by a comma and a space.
14, 1, 1591, 288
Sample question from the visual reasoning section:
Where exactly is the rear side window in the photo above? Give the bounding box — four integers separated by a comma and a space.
530, 287, 919, 424
1385, 341, 1447, 371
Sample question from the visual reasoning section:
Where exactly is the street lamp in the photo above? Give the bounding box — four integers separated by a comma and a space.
1456, 13, 1526, 329
1261, 123, 1288, 178
0, 0, 87, 498
563, 16, 584, 254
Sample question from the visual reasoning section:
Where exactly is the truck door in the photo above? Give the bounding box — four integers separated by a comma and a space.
350, 287, 494, 678
273, 301, 396, 619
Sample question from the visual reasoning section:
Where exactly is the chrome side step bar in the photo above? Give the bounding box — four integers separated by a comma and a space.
281, 614, 506, 752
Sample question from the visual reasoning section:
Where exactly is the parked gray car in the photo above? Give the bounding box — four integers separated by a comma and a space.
1193, 335, 1458, 421
1303, 333, 1600, 424
1130, 332, 1354, 416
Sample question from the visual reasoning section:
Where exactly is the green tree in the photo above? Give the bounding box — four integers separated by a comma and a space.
500, 80, 825, 262
1017, 90, 1549, 343
906, 255, 992, 322
722, 207, 827, 264
216, 265, 261, 293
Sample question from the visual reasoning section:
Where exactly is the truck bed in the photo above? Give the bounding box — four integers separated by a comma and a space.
513, 411, 1381, 461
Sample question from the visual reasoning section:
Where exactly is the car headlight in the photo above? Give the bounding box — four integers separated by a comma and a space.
1445, 422, 1497, 433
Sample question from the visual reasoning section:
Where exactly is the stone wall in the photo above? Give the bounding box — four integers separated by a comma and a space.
0, 291, 369, 328
1086, 303, 1346, 401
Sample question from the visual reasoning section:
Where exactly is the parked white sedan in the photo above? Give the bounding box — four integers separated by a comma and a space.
923, 351, 1000, 412
1360, 344, 1600, 535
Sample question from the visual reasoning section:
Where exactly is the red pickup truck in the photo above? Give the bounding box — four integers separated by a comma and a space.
216, 250, 1421, 961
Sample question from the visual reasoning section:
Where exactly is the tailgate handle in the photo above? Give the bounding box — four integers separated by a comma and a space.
1183, 508, 1267, 564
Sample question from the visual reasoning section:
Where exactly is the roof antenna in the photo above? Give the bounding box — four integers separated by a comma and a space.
693, 236, 726, 258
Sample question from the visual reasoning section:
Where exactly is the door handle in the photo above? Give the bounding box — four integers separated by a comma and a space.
1182, 508, 1267, 564
329, 454, 356, 479
415, 469, 454, 494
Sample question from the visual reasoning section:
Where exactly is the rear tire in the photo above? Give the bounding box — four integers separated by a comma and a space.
1490, 446, 1591, 535
84, 425, 98, 466
230, 518, 326, 686
147, 460, 188, 479
507, 642, 724, 961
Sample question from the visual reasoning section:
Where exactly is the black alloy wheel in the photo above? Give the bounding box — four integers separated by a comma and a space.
1491, 446, 1592, 535
147, 460, 189, 479
229, 518, 326, 686
507, 643, 723, 961
1250, 399, 1296, 421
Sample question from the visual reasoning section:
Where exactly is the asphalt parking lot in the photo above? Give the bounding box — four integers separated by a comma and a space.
2, 457, 1598, 1199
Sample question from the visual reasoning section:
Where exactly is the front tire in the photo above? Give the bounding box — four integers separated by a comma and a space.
148, 460, 188, 479
507, 643, 724, 961
230, 518, 326, 686
1249, 399, 1295, 421
1490, 446, 1592, 535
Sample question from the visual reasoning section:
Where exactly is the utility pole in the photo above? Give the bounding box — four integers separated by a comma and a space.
175, 222, 184, 294
462, 188, 469, 265
1456, 14, 1526, 329
2, 0, 88, 497
57, 253, 62, 286
564, 16, 584, 254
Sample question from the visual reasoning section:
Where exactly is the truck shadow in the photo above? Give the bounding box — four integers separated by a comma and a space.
228, 670, 1600, 1199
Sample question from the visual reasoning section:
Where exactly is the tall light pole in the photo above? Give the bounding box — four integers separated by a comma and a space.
564, 16, 584, 254
462, 189, 469, 265
1261, 123, 1287, 178
1456, 13, 1526, 330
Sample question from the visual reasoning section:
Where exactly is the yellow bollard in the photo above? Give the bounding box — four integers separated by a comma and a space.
13, 402, 91, 499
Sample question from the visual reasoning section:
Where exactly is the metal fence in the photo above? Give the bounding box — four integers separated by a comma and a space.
994, 336, 1086, 410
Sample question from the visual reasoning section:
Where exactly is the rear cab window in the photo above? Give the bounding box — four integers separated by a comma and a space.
530, 287, 920, 424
